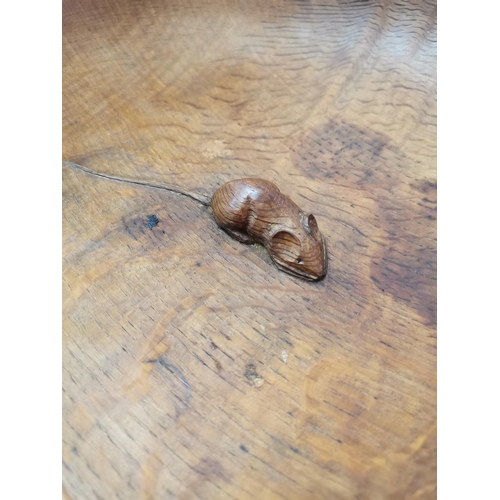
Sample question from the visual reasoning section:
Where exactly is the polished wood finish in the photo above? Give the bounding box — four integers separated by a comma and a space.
63, 0, 436, 498
212, 178, 327, 281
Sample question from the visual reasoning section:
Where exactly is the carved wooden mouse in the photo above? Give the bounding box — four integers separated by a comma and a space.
68, 162, 328, 281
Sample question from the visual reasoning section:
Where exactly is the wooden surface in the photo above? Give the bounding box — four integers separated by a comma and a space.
62, 0, 437, 498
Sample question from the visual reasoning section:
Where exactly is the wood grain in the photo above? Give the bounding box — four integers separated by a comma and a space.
211, 178, 327, 281
63, 0, 436, 498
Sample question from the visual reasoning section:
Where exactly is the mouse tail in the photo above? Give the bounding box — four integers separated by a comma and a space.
66, 161, 212, 206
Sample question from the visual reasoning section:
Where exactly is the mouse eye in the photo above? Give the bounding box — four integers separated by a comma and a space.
297, 257, 303, 264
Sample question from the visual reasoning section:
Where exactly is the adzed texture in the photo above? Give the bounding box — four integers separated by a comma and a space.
63, 0, 437, 498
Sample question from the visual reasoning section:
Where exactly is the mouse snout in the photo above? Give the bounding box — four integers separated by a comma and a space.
301, 236, 327, 281
303, 255, 327, 280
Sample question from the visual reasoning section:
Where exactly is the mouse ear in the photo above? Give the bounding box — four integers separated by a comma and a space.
303, 214, 321, 241
271, 231, 301, 261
